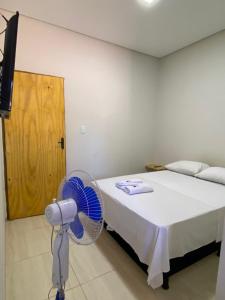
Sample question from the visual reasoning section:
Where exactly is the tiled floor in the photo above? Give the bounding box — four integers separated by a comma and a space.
6, 216, 219, 300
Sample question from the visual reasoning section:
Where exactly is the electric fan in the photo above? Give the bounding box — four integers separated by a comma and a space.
45, 170, 104, 300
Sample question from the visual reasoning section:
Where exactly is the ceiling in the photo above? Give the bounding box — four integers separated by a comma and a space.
1, 0, 225, 57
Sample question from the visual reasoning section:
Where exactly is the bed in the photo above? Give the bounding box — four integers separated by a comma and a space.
96, 170, 225, 288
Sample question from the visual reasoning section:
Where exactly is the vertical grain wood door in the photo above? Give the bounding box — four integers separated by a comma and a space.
3, 71, 66, 220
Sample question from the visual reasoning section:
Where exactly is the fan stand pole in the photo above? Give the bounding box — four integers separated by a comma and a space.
53, 225, 70, 300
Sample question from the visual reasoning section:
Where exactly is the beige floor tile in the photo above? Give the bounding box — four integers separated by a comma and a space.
6, 215, 49, 232
48, 286, 87, 300
180, 254, 218, 296
155, 281, 201, 300
155, 254, 218, 300
69, 228, 138, 284
95, 229, 141, 271
69, 241, 114, 284
6, 252, 79, 300
6, 222, 52, 263
82, 270, 157, 300
87, 230, 218, 300
6, 217, 219, 300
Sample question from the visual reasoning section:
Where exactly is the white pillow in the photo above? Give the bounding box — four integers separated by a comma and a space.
165, 160, 209, 176
195, 167, 225, 185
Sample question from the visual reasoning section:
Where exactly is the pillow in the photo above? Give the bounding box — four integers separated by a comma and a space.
165, 160, 209, 176
195, 167, 225, 185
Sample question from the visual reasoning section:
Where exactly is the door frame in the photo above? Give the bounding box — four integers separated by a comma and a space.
2, 70, 67, 219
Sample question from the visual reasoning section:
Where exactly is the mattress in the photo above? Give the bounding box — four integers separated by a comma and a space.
96, 171, 225, 288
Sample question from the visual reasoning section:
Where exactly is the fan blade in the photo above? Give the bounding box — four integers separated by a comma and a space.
70, 215, 84, 239
62, 177, 102, 222
80, 187, 102, 222
62, 179, 85, 212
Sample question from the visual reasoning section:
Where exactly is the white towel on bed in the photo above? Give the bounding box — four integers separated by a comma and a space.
115, 178, 143, 188
120, 183, 154, 195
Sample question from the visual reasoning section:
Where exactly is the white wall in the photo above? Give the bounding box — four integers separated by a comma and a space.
153, 30, 225, 165
0, 11, 158, 298
1, 10, 158, 179
4, 10, 224, 178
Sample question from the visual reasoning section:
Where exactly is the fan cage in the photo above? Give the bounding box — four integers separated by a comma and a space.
56, 170, 104, 245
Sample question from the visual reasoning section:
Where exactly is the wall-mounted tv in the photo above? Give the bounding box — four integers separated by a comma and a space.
0, 11, 19, 118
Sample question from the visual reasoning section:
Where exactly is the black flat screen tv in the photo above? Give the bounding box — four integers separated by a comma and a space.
0, 11, 19, 118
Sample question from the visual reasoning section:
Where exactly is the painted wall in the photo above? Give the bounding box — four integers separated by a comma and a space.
0, 11, 159, 299
3, 10, 224, 179
153, 30, 225, 166
1, 10, 158, 179
0, 11, 159, 298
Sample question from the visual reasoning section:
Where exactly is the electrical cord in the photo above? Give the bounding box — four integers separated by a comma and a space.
47, 202, 65, 300
55, 201, 65, 298
0, 29, 6, 35
48, 286, 53, 300
50, 225, 54, 255
0, 49, 3, 63
47, 226, 54, 299
0, 13, 8, 24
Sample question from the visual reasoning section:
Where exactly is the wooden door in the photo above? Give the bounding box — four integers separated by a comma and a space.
3, 71, 66, 219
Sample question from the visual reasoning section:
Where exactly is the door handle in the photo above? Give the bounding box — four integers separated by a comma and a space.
58, 137, 64, 149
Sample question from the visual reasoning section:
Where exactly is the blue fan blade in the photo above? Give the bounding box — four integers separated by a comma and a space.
80, 186, 102, 221
62, 179, 85, 211
70, 215, 84, 239
62, 177, 102, 223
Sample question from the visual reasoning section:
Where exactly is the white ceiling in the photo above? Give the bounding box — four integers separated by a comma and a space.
1, 0, 225, 57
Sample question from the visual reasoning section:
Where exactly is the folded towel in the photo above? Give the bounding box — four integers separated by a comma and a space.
120, 183, 154, 195
115, 178, 143, 188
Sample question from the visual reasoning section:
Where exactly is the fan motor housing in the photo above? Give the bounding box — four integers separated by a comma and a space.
45, 199, 77, 226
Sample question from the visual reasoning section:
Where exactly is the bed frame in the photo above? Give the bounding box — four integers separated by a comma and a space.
104, 223, 220, 289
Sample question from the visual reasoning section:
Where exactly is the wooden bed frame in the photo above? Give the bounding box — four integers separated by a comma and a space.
104, 223, 220, 289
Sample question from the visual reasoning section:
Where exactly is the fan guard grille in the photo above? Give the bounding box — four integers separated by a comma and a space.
57, 170, 104, 245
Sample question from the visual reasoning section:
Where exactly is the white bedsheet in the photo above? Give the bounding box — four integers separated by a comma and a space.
143, 171, 225, 240
96, 171, 225, 288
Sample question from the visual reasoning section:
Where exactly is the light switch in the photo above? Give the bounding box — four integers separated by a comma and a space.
80, 125, 87, 135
